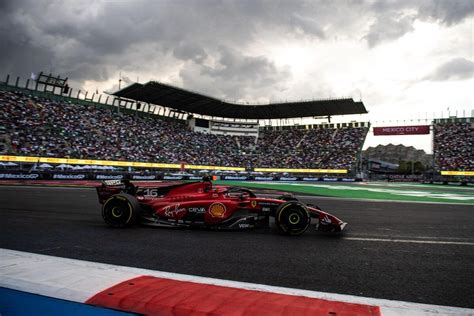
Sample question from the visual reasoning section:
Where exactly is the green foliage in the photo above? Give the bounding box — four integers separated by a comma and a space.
398, 160, 425, 174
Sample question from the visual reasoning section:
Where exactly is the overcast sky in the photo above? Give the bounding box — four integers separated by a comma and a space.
1, 0, 473, 153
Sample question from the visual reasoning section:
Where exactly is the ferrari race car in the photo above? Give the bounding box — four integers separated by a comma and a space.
96, 178, 347, 236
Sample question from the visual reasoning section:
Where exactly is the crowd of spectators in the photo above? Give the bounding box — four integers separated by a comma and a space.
1, 89, 367, 170
253, 127, 367, 169
433, 122, 474, 171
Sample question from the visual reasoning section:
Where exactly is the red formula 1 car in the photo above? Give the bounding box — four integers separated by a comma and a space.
96, 178, 347, 236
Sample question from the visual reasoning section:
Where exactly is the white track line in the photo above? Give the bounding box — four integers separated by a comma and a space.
1, 248, 472, 316
344, 237, 474, 246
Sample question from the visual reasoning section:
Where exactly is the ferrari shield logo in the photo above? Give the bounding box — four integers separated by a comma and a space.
209, 202, 226, 218
251, 200, 257, 208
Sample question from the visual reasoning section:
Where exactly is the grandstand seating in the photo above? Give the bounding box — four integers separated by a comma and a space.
433, 122, 474, 171
0, 89, 368, 170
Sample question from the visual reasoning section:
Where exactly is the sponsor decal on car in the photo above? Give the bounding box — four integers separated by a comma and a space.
258, 202, 279, 206
209, 202, 226, 218
189, 207, 206, 213
163, 204, 186, 218
238, 223, 250, 228
250, 200, 257, 208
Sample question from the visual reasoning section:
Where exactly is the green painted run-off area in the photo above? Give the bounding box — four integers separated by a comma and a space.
215, 181, 474, 205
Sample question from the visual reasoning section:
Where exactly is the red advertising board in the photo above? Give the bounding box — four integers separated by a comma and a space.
373, 125, 430, 136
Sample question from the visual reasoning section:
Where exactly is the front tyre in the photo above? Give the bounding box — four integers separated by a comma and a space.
275, 201, 310, 235
102, 194, 139, 228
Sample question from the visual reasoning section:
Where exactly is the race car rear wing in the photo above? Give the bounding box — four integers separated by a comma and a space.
97, 179, 137, 204
101, 179, 124, 186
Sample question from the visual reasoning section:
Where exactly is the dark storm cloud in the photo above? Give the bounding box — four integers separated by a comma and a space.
418, 0, 474, 25
424, 58, 474, 81
0, 0, 322, 95
366, 0, 474, 47
173, 43, 208, 64
180, 46, 291, 101
0, 0, 472, 95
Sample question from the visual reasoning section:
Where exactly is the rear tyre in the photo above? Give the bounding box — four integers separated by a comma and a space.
275, 201, 310, 235
102, 194, 139, 228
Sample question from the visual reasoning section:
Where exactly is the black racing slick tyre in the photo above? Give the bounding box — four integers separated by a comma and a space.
102, 194, 139, 228
275, 201, 310, 236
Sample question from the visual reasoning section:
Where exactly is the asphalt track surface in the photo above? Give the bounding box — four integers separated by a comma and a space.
1, 185, 473, 308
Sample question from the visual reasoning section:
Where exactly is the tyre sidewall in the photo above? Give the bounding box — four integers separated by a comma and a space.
102, 194, 137, 227
275, 202, 310, 235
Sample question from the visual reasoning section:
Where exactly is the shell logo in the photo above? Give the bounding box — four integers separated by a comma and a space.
209, 202, 226, 218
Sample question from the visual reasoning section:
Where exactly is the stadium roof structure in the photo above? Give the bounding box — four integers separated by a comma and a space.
113, 81, 368, 119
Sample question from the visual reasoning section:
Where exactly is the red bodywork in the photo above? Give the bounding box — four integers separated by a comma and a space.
97, 180, 347, 233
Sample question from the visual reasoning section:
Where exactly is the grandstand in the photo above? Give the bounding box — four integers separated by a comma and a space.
433, 119, 474, 171
0, 88, 368, 172
1, 74, 472, 181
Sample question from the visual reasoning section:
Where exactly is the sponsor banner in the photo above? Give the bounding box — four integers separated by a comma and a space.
387, 174, 422, 182
441, 171, 474, 176
0, 173, 41, 179
188, 176, 203, 180
131, 175, 156, 180
302, 177, 321, 181
342, 178, 356, 182
373, 125, 430, 136
163, 175, 184, 180
95, 174, 124, 180
221, 176, 248, 180
254, 168, 347, 174
0, 155, 244, 170
254, 176, 275, 181
322, 178, 338, 182
184, 164, 245, 171
278, 177, 298, 181
0, 155, 40, 163
52, 174, 87, 180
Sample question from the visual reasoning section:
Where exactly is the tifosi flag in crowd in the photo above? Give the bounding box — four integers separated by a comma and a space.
373, 125, 430, 136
